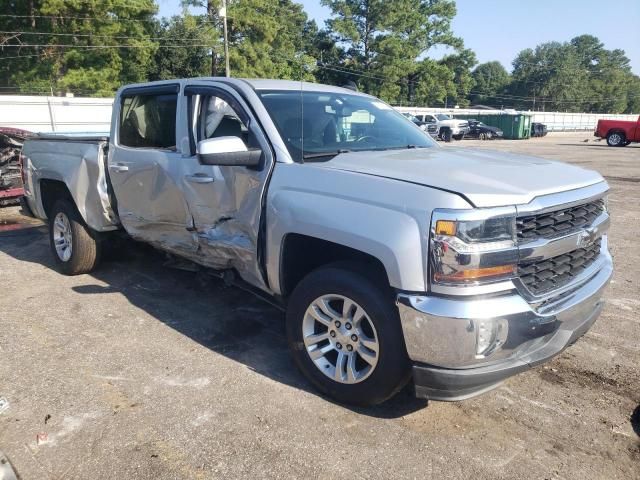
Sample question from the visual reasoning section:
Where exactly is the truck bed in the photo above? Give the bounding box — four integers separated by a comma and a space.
22, 135, 119, 232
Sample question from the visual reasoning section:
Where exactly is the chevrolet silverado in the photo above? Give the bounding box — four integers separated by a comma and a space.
21, 79, 613, 406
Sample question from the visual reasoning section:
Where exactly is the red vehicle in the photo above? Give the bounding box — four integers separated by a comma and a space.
0, 128, 32, 207
594, 116, 640, 147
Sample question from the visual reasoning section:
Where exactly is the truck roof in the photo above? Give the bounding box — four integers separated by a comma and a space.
116, 78, 370, 97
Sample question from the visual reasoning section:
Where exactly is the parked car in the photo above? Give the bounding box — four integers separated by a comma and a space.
594, 116, 640, 146
531, 122, 548, 137
21, 78, 612, 406
465, 120, 503, 140
402, 113, 439, 138
0, 128, 31, 207
414, 113, 469, 141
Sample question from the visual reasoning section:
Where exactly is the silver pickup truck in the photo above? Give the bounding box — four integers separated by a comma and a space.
21, 78, 612, 406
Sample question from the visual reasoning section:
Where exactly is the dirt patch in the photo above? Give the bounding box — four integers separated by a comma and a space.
604, 176, 640, 183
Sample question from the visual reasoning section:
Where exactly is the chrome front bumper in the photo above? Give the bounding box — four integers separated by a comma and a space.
397, 250, 612, 401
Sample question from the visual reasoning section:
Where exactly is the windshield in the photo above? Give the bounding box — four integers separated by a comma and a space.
435, 114, 452, 121
257, 90, 435, 161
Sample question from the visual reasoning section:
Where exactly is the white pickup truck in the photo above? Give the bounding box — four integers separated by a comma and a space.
22, 78, 612, 406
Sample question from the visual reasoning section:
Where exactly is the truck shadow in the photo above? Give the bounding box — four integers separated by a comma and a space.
0, 223, 428, 418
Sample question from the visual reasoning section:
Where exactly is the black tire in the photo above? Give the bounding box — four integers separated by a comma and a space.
48, 199, 101, 275
441, 128, 452, 142
452, 134, 463, 140
478, 132, 487, 140
286, 263, 411, 406
606, 131, 625, 147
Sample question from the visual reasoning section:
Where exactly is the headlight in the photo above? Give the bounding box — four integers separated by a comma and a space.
430, 209, 518, 287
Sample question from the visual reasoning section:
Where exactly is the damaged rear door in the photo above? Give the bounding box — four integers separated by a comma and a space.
180, 83, 274, 289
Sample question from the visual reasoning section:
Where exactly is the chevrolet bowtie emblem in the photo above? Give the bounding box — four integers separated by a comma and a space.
577, 227, 598, 248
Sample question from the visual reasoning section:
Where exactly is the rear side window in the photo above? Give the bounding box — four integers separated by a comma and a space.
119, 94, 177, 149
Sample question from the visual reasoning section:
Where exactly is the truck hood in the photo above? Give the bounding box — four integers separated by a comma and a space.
315, 147, 604, 208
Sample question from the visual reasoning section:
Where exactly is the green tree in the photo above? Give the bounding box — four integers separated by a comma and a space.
303, 23, 347, 87
148, 14, 214, 81
321, 0, 464, 104
438, 48, 477, 107
506, 35, 639, 113
0, 0, 158, 96
470, 61, 510, 107
182, 0, 316, 80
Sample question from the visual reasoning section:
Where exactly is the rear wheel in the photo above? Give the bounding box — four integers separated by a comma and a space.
49, 199, 101, 275
478, 132, 487, 140
606, 131, 625, 147
286, 264, 411, 406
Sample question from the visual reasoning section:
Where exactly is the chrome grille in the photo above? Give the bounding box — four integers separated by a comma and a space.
518, 238, 602, 295
517, 199, 605, 241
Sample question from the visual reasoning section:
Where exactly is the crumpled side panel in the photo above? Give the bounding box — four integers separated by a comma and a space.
186, 163, 268, 289
23, 139, 118, 231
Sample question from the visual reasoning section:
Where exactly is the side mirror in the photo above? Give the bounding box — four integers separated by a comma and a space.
197, 136, 262, 167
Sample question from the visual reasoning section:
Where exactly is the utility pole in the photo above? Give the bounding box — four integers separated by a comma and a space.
221, 0, 230, 77
207, 1, 217, 76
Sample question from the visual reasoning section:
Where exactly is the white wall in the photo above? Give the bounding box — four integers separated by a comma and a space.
0, 95, 637, 134
0, 95, 112, 133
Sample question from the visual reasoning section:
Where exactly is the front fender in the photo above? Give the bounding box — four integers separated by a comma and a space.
265, 163, 473, 295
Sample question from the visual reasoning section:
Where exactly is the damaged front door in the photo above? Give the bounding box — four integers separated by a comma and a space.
180, 84, 273, 289
109, 85, 198, 255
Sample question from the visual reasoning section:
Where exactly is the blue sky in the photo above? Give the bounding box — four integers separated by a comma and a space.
157, 0, 640, 73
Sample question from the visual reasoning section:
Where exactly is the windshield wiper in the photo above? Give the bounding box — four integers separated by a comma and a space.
302, 149, 351, 160
377, 144, 428, 151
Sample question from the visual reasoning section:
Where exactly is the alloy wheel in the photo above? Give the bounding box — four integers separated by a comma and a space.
52, 212, 73, 262
302, 294, 379, 384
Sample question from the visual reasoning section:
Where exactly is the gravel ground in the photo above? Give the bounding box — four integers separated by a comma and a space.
0, 133, 638, 479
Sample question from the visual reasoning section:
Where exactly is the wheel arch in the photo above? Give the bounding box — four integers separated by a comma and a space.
279, 233, 392, 298
39, 178, 75, 218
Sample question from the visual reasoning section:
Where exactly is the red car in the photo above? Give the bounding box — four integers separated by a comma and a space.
0, 127, 32, 207
594, 116, 640, 147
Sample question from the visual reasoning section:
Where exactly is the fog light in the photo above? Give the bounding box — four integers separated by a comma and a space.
475, 318, 508, 357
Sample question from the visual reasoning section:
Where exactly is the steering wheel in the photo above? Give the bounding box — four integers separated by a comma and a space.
356, 135, 376, 143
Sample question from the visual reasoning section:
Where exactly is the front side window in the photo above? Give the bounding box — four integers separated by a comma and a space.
257, 90, 435, 161
197, 95, 249, 145
119, 93, 177, 149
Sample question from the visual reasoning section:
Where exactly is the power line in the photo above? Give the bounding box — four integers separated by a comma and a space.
0, 30, 212, 43
0, 43, 211, 49
0, 13, 179, 23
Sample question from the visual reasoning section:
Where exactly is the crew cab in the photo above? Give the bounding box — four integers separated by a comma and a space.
21, 79, 613, 406
595, 116, 640, 146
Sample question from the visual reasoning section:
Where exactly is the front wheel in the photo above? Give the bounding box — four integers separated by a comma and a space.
606, 131, 625, 147
49, 199, 101, 275
286, 264, 411, 406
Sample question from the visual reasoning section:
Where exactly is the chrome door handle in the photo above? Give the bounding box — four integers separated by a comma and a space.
109, 164, 129, 173
185, 174, 214, 184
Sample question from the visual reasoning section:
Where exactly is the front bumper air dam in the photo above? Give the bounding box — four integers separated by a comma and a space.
397, 257, 612, 401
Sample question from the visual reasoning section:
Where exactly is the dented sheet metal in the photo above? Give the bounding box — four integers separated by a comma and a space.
180, 165, 259, 269
22, 135, 119, 231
